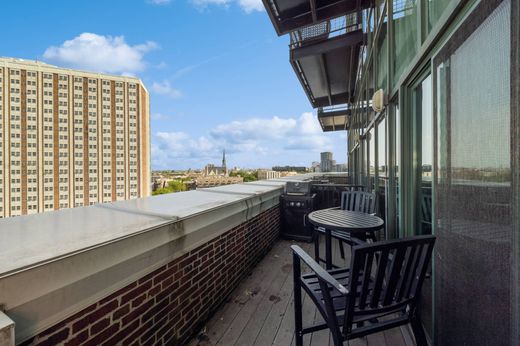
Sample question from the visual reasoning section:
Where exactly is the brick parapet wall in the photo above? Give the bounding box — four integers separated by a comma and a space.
21, 206, 280, 346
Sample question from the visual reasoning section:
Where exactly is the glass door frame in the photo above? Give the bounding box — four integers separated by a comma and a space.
400, 65, 435, 343
399, 66, 434, 237
512, 1, 520, 343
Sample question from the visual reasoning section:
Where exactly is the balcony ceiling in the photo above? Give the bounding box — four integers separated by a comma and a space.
291, 29, 363, 108
263, 0, 372, 35
318, 107, 350, 131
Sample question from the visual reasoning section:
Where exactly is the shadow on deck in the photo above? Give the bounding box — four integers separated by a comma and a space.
188, 239, 415, 346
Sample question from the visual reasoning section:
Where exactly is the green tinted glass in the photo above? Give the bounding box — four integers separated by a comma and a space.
393, 0, 418, 86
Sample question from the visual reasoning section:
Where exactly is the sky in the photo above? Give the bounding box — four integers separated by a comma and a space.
1, 0, 347, 170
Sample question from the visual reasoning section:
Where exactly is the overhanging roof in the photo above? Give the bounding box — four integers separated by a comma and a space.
262, 0, 372, 36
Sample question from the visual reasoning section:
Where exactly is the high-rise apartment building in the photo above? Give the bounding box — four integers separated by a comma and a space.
320, 151, 333, 172
0, 57, 150, 218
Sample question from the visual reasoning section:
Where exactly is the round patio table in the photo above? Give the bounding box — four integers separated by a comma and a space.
308, 208, 384, 269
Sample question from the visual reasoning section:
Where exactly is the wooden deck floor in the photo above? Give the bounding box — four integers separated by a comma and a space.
188, 239, 414, 346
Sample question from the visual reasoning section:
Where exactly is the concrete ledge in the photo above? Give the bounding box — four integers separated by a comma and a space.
0, 312, 15, 346
0, 174, 337, 343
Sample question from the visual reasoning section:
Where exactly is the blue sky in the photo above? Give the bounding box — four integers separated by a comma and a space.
2, 0, 347, 170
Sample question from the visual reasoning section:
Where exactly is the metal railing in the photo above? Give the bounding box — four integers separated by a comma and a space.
289, 13, 362, 49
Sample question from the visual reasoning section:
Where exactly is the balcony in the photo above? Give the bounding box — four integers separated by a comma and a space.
289, 14, 364, 108
187, 239, 410, 346
317, 105, 350, 132
0, 173, 407, 346
263, 0, 371, 35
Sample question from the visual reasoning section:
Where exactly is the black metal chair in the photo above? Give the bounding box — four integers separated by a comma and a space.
314, 191, 379, 265
340, 190, 377, 214
293, 235, 435, 346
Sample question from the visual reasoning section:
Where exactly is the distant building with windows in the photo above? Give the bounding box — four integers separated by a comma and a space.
320, 152, 334, 172
272, 166, 307, 173
334, 163, 348, 172
0, 57, 150, 218
311, 161, 321, 172
257, 170, 281, 180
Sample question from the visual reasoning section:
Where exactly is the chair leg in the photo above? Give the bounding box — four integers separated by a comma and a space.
314, 232, 320, 262
293, 253, 304, 346
339, 239, 345, 259
330, 327, 343, 346
410, 315, 427, 346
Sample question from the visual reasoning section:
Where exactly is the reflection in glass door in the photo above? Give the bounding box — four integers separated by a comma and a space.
413, 73, 434, 339
417, 74, 433, 235
433, 1, 512, 343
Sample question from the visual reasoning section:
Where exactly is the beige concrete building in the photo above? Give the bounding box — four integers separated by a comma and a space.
257, 170, 281, 180
0, 57, 150, 218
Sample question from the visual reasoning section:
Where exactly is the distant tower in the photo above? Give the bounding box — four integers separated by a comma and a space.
222, 149, 228, 176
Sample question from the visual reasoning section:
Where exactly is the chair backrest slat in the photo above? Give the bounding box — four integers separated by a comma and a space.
341, 191, 377, 214
403, 244, 424, 299
369, 249, 389, 308
342, 235, 436, 335
382, 247, 407, 306
395, 245, 417, 302
410, 243, 434, 297
358, 252, 375, 309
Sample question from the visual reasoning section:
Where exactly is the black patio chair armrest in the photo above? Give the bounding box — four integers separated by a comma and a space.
291, 245, 349, 295
349, 236, 367, 246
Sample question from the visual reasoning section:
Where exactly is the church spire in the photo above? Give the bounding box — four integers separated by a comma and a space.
222, 149, 226, 168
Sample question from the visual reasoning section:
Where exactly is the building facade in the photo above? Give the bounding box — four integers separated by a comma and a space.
0, 57, 150, 218
264, 0, 520, 344
320, 151, 333, 172
257, 170, 281, 180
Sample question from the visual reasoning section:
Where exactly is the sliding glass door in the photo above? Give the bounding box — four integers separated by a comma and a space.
433, 0, 512, 344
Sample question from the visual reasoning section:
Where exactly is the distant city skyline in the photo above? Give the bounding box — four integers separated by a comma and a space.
0, 0, 347, 170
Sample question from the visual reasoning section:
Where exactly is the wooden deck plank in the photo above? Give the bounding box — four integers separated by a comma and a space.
188, 238, 408, 346
300, 290, 317, 346
271, 287, 295, 346
190, 243, 288, 345
399, 325, 417, 346
367, 332, 387, 346
270, 242, 314, 346
253, 259, 297, 345
234, 244, 295, 345
308, 304, 330, 346
384, 327, 406, 346
216, 244, 294, 345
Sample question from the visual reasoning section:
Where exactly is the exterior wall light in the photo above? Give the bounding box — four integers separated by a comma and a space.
371, 89, 386, 113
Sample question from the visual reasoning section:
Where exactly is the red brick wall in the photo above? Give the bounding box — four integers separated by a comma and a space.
21, 206, 280, 346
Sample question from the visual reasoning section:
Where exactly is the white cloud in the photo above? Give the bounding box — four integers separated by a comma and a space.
189, 0, 263, 12
148, 0, 171, 4
151, 112, 346, 169
151, 80, 183, 99
151, 113, 171, 120
210, 116, 297, 141
43, 33, 158, 75
237, 0, 264, 13
190, 0, 231, 9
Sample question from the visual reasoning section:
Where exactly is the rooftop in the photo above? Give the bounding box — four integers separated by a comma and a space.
0, 56, 144, 83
